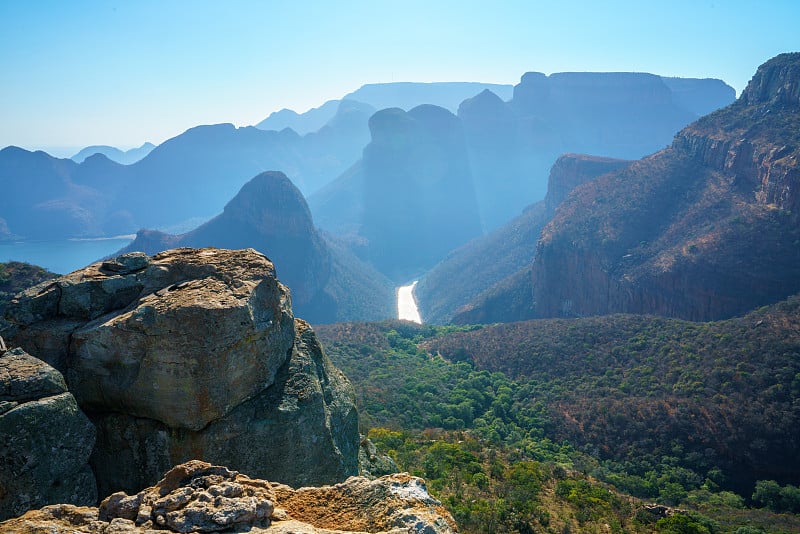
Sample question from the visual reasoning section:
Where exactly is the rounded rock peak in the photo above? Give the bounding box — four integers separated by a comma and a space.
367, 107, 418, 144
520, 71, 547, 85
223, 171, 313, 224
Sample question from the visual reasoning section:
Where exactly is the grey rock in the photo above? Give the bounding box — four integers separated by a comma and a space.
100, 251, 151, 274
0, 349, 96, 521
90, 319, 359, 496
0, 347, 67, 402
4, 247, 360, 501
0, 461, 457, 533
358, 436, 399, 479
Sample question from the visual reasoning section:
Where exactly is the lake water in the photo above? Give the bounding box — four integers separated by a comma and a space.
397, 280, 422, 323
0, 237, 134, 275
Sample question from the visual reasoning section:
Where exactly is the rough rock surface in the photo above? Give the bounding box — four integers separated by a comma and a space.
8, 248, 294, 431
0, 460, 457, 533
4, 248, 360, 496
88, 319, 359, 497
0, 347, 96, 520
358, 436, 399, 479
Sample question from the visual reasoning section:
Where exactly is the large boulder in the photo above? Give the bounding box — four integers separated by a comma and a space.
3, 248, 360, 496
0, 347, 96, 520
88, 319, 359, 497
7, 248, 294, 431
0, 460, 456, 533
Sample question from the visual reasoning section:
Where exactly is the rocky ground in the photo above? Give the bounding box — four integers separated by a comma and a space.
0, 460, 456, 533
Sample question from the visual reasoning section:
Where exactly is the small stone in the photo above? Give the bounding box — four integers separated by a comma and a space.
101, 252, 151, 275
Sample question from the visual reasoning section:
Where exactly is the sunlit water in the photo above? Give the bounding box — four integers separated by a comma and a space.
0, 236, 134, 275
397, 280, 422, 323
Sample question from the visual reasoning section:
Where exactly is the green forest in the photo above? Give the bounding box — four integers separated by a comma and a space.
316, 298, 800, 533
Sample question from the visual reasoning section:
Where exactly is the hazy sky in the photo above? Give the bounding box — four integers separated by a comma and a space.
1, 0, 798, 154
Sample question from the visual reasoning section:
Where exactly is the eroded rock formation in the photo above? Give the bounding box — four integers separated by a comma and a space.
3, 248, 360, 498
360, 105, 483, 282
0, 460, 456, 533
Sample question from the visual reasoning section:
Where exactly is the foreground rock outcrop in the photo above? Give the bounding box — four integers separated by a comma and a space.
0, 347, 96, 520
0, 460, 456, 533
4, 248, 360, 498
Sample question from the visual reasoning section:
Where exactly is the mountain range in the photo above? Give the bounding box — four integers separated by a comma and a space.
309, 73, 734, 243
70, 142, 155, 165
255, 81, 515, 133
448, 52, 800, 324
115, 171, 394, 324
1, 75, 733, 249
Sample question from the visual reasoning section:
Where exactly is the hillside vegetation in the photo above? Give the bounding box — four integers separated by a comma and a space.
316, 298, 800, 532
0, 261, 56, 311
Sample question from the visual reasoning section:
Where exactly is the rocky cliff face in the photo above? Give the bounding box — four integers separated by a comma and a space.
0, 347, 96, 520
117, 172, 394, 323
0, 460, 456, 533
416, 154, 629, 325
3, 248, 360, 498
543, 154, 631, 215
528, 53, 800, 321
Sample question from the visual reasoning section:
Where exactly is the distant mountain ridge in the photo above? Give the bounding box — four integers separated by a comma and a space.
342, 81, 514, 112
311, 72, 735, 238
255, 99, 342, 134
454, 53, 800, 323
1, 72, 734, 250
254, 82, 515, 134
0, 106, 375, 240
70, 142, 155, 164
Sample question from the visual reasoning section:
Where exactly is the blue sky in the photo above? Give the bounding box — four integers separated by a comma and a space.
1, 0, 798, 154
